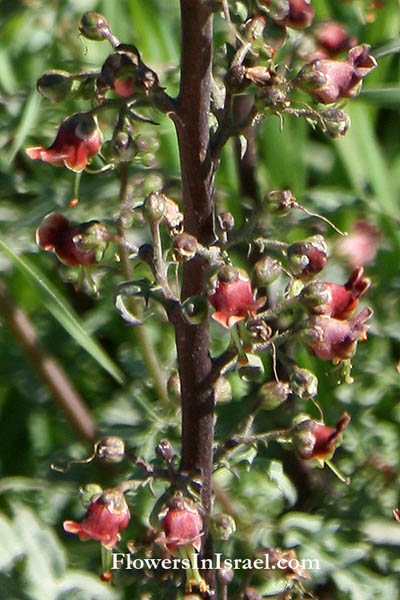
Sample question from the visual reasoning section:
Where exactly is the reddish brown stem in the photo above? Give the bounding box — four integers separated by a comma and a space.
0, 278, 96, 444
170, 0, 216, 595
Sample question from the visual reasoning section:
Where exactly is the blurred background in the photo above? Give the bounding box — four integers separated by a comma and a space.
0, 0, 399, 598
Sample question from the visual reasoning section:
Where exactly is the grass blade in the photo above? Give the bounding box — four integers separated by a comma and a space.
0, 236, 124, 384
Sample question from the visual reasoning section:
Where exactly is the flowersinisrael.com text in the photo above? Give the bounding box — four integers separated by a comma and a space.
112, 552, 320, 572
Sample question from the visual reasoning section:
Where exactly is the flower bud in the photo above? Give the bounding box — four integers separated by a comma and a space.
96, 436, 125, 463
167, 372, 181, 401
143, 192, 166, 223
287, 235, 327, 278
274, 0, 314, 29
112, 132, 137, 162
267, 188, 296, 213
258, 380, 290, 409
79, 12, 112, 42
138, 243, 154, 265
238, 353, 265, 381
217, 561, 234, 585
210, 514, 236, 541
182, 295, 209, 325
37, 70, 72, 103
214, 376, 232, 404
289, 366, 318, 399
156, 439, 174, 463
217, 211, 235, 232
321, 108, 351, 138
173, 233, 198, 261
80, 483, 103, 508
98, 46, 140, 98
253, 255, 282, 286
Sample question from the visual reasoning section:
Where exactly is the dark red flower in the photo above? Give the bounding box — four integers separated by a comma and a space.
36, 213, 110, 267
302, 267, 371, 320
160, 492, 203, 555
63, 487, 130, 549
209, 269, 266, 328
274, 0, 314, 29
298, 44, 377, 104
292, 412, 351, 462
302, 307, 373, 360
26, 113, 101, 172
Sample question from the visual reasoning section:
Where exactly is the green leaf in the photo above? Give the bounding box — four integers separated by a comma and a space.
0, 236, 124, 384
360, 86, 400, 106
7, 90, 41, 164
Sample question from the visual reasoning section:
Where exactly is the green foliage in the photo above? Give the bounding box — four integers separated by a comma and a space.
0, 1, 400, 599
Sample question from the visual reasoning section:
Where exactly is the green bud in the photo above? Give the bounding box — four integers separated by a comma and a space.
238, 353, 264, 381
80, 483, 103, 507
37, 71, 72, 103
167, 372, 181, 401
258, 380, 290, 410
267, 188, 296, 213
214, 376, 232, 404
79, 12, 112, 42
79, 221, 110, 263
301, 281, 331, 309
253, 255, 282, 285
321, 108, 351, 139
290, 366, 318, 399
112, 132, 137, 162
210, 513, 236, 541
143, 192, 166, 223
182, 295, 209, 325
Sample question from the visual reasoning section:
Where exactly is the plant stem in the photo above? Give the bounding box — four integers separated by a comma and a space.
117, 163, 169, 406
170, 1, 216, 594
0, 278, 96, 444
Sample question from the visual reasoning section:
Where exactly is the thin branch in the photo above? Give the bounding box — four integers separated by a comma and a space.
116, 163, 170, 406
0, 278, 96, 444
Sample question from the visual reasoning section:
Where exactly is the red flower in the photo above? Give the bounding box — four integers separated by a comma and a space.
302, 307, 373, 360
292, 412, 351, 462
336, 220, 380, 268
26, 113, 101, 172
393, 509, 400, 523
302, 267, 371, 320
209, 269, 265, 328
160, 492, 203, 555
63, 488, 130, 549
315, 20, 356, 56
298, 44, 377, 104
113, 77, 135, 98
36, 213, 110, 267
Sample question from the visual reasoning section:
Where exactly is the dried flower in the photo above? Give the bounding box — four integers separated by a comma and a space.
26, 113, 101, 172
